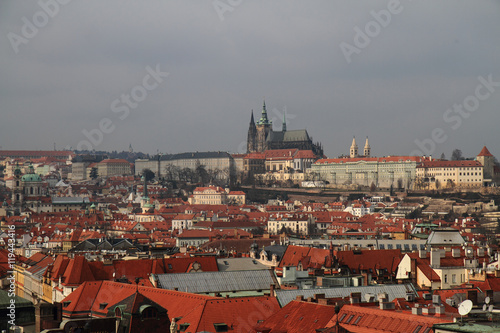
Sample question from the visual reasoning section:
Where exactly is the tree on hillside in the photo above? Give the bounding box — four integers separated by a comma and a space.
89, 167, 98, 180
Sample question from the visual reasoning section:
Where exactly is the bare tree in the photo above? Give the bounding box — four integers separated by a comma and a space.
451, 149, 463, 161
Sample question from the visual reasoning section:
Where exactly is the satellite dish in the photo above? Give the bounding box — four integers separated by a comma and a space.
483, 304, 487, 311
485, 297, 491, 304
489, 305, 494, 312
458, 300, 473, 316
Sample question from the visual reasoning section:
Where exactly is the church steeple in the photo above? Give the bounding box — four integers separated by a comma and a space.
247, 110, 257, 153
364, 137, 371, 157
282, 110, 287, 132
350, 136, 358, 158
258, 100, 271, 125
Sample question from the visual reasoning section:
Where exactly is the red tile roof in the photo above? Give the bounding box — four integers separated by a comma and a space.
417, 160, 483, 168
330, 304, 450, 332
62, 281, 215, 319
316, 156, 425, 164
478, 146, 493, 157
181, 296, 280, 332
253, 300, 337, 333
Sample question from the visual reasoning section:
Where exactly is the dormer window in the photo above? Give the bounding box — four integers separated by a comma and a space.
213, 323, 229, 332
141, 306, 158, 319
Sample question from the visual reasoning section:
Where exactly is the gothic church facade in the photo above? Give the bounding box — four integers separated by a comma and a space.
246, 101, 323, 157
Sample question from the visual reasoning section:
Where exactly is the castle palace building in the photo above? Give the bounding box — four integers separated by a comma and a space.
246, 101, 323, 157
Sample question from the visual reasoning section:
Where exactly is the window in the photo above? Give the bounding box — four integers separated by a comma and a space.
444, 274, 448, 284
452, 274, 456, 284
213, 323, 229, 332
413, 326, 422, 333
345, 315, 355, 324
99, 303, 108, 310
142, 306, 157, 319
179, 324, 190, 332
339, 314, 347, 322
354, 316, 362, 325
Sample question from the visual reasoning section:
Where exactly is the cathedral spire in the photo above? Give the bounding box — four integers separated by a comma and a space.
258, 100, 271, 125
250, 110, 255, 125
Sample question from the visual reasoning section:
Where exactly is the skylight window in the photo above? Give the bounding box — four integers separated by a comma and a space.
213, 323, 229, 332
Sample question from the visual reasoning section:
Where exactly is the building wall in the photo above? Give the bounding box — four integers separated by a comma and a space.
97, 161, 132, 177
311, 158, 420, 189
416, 165, 483, 189
268, 219, 310, 235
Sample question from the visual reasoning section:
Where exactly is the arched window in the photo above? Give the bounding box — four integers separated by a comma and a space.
141, 306, 157, 319
30, 187, 34, 195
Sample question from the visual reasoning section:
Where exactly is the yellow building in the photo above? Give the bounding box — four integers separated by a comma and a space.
95, 158, 132, 177
415, 160, 483, 190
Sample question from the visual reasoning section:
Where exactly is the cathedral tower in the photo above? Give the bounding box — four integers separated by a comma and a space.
255, 100, 272, 152
364, 137, 371, 157
350, 136, 358, 158
247, 110, 257, 153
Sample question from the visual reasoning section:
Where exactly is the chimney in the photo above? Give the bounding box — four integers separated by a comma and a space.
477, 248, 485, 257
412, 304, 422, 315
296, 295, 304, 301
452, 248, 460, 258
435, 305, 445, 316
270, 284, 275, 298
380, 302, 396, 310
422, 306, 435, 315
430, 250, 440, 268
466, 290, 478, 305
419, 250, 427, 259
377, 292, 388, 303
350, 292, 361, 304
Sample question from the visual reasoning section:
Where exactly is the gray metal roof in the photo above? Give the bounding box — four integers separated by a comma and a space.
52, 197, 90, 204
426, 228, 465, 246
267, 129, 310, 143
275, 283, 417, 307
155, 270, 275, 294
217, 258, 269, 272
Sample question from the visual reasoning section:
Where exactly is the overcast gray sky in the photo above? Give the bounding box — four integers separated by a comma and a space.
1, 1, 499, 159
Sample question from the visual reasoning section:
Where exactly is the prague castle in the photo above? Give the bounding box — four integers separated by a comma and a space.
246, 101, 323, 157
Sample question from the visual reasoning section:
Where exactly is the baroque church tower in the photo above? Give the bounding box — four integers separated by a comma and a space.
364, 137, 371, 157
350, 136, 358, 158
